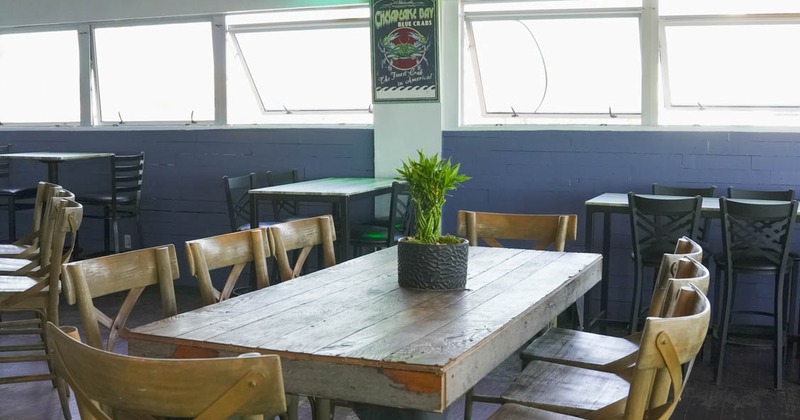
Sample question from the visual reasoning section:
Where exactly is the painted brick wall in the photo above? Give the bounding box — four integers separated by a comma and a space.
443, 130, 800, 322
0, 128, 374, 288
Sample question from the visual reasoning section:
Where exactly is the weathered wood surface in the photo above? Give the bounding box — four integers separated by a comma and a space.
128, 246, 602, 413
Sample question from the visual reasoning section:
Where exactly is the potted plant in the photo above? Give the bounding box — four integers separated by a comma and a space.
395, 150, 470, 290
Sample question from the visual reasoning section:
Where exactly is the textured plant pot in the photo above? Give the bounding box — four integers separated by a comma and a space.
397, 237, 469, 290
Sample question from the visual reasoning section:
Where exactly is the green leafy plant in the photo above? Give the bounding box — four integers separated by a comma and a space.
396, 150, 470, 245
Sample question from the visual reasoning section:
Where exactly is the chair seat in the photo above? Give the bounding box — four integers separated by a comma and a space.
487, 404, 583, 420
0, 258, 30, 274
713, 252, 789, 272
520, 327, 638, 370
76, 192, 137, 205
502, 360, 630, 417
0, 186, 37, 197
350, 224, 405, 244
0, 244, 28, 257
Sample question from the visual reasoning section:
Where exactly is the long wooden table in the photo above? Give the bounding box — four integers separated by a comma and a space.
249, 177, 396, 261
127, 246, 602, 418
0, 152, 113, 184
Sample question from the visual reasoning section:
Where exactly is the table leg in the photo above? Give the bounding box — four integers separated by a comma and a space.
340, 197, 352, 261
601, 211, 611, 325
46, 162, 59, 184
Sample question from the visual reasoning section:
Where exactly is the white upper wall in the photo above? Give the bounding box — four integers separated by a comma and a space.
0, 0, 365, 28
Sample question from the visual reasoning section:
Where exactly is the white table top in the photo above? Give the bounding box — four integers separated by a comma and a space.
0, 152, 113, 162
250, 177, 396, 197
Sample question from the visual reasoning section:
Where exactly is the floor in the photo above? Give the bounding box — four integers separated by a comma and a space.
3, 286, 800, 420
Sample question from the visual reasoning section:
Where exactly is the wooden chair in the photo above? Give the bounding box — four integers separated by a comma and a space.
77, 152, 145, 255
0, 196, 83, 420
351, 181, 413, 256
628, 192, 702, 334
186, 227, 273, 307
0, 187, 75, 275
519, 237, 705, 373
269, 215, 336, 282
45, 322, 287, 420
0, 144, 38, 242
62, 244, 179, 351
0, 182, 62, 257
484, 283, 711, 420
714, 197, 798, 390
456, 210, 577, 251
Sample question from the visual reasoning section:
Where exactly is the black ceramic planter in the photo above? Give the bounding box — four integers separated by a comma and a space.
396, 237, 469, 290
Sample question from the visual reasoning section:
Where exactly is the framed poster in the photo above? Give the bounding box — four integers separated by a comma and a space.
371, 0, 439, 103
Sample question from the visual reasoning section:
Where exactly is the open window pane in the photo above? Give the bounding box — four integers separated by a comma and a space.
0, 30, 79, 124
233, 26, 371, 112
664, 24, 800, 108
471, 18, 640, 115
93, 22, 214, 123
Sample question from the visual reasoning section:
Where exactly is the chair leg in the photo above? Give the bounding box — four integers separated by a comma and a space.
629, 264, 643, 335
775, 272, 785, 390
112, 218, 120, 254
8, 196, 16, 241
716, 270, 735, 385
135, 213, 144, 249
463, 388, 474, 420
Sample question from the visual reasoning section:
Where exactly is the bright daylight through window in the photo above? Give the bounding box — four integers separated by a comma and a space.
0, 30, 80, 125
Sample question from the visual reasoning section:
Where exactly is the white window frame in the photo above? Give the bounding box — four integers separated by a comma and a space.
227, 9, 372, 116
462, 2, 645, 125
90, 18, 216, 126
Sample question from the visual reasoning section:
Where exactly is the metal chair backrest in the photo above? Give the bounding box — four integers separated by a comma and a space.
728, 187, 795, 201
223, 172, 257, 232
110, 152, 145, 214
628, 193, 703, 264
266, 168, 300, 221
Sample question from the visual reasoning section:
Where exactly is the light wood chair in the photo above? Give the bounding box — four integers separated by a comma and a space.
485, 283, 711, 420
62, 244, 179, 351
0, 186, 75, 275
46, 322, 287, 420
186, 227, 273, 307
456, 210, 578, 251
268, 215, 336, 282
0, 182, 62, 257
520, 237, 705, 371
0, 196, 83, 420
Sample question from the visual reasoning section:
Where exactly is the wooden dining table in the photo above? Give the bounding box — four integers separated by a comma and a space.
127, 246, 602, 419
249, 177, 396, 261
0, 152, 113, 184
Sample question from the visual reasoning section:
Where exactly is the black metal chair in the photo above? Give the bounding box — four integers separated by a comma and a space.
76, 152, 144, 255
714, 197, 798, 390
627, 192, 702, 334
652, 184, 717, 244
266, 168, 301, 222
0, 145, 37, 242
350, 181, 413, 256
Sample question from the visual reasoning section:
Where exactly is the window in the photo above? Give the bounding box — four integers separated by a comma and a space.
659, 1, 800, 126
463, 1, 642, 125
92, 21, 214, 124
227, 7, 372, 125
0, 30, 79, 124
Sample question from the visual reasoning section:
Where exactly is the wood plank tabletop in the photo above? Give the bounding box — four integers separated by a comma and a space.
128, 246, 602, 412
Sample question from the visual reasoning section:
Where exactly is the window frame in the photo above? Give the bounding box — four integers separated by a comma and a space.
227, 10, 372, 116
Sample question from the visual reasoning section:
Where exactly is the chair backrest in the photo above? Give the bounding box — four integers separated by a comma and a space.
0, 197, 83, 326
110, 152, 145, 212
652, 184, 717, 241
728, 187, 795, 201
62, 244, 180, 351
719, 197, 798, 276
12, 182, 63, 254
623, 284, 711, 420
386, 181, 414, 242
46, 322, 287, 420
29, 187, 75, 273
0, 144, 10, 181
648, 237, 705, 318
269, 215, 336, 281
650, 255, 709, 319
223, 172, 257, 232
266, 168, 300, 221
456, 210, 578, 251
186, 227, 273, 306
628, 193, 702, 263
